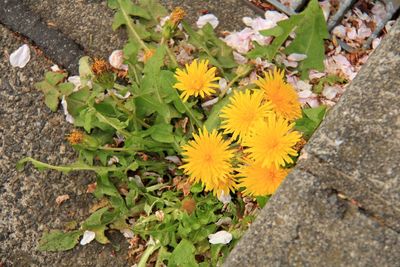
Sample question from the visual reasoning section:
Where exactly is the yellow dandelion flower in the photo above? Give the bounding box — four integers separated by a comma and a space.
174, 59, 220, 102
212, 176, 237, 197
180, 128, 234, 194
243, 114, 302, 168
237, 159, 289, 196
220, 89, 272, 142
255, 68, 301, 121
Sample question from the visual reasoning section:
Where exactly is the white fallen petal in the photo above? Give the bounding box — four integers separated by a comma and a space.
219, 78, 228, 93
165, 155, 182, 164
357, 24, 372, 39
346, 27, 357, 40
319, 0, 331, 21
233, 51, 248, 64
10, 44, 31, 68
80, 230, 96, 245
217, 191, 231, 205
120, 229, 134, 239
372, 37, 381, 49
322, 86, 339, 100
67, 76, 82, 92
208, 230, 232, 245
61, 96, 74, 124
107, 156, 119, 166
332, 25, 346, 39
264, 10, 288, 24
201, 97, 219, 108
283, 59, 298, 68
51, 65, 61, 72
196, 14, 219, 29
223, 28, 253, 54
109, 50, 128, 70
296, 80, 313, 92
287, 53, 307, 61
298, 89, 313, 99
309, 70, 326, 80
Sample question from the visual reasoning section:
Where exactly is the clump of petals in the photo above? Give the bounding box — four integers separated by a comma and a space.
237, 159, 289, 196
220, 89, 272, 142
255, 68, 302, 121
180, 128, 234, 194
243, 114, 302, 168
174, 59, 220, 102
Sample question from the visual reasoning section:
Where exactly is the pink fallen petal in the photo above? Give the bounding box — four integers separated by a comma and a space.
322, 85, 339, 100
61, 96, 74, 124
109, 50, 128, 70
332, 25, 346, 39
196, 14, 219, 29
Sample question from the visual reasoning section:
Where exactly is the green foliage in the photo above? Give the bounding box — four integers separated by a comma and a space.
248, 0, 328, 78
38, 230, 83, 252
313, 74, 347, 94
35, 72, 73, 111
295, 106, 327, 139
21, 0, 332, 264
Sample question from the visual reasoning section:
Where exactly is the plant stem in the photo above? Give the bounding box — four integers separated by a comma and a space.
138, 240, 161, 267
219, 73, 241, 99
117, 0, 149, 52
181, 100, 203, 129
166, 46, 178, 68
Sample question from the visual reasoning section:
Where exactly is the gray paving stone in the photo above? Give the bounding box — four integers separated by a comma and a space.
0, 25, 129, 266
225, 170, 400, 267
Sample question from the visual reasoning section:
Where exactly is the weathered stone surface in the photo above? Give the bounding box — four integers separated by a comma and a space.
226, 19, 400, 266
299, 18, 400, 232
0, 25, 129, 266
225, 170, 400, 266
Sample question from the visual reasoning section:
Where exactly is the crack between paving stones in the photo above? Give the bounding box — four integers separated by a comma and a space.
296, 152, 400, 235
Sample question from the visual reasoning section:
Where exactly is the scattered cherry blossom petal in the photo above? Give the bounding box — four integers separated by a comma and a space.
224, 28, 253, 54
287, 53, 307, 62
165, 156, 182, 165
61, 95, 74, 124
10, 44, 31, 68
208, 230, 232, 244
68, 76, 82, 92
107, 156, 119, 166
50, 65, 61, 72
322, 85, 339, 100
201, 97, 219, 108
80, 230, 96, 245
233, 51, 248, 64
319, 0, 331, 21
309, 70, 326, 80
196, 14, 219, 29
372, 38, 381, 49
55, 194, 70, 205
217, 191, 231, 204
120, 229, 134, 239
109, 50, 128, 70
332, 25, 346, 39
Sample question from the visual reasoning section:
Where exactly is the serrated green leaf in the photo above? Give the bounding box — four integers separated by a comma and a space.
285, 0, 329, 78
204, 95, 231, 131
44, 88, 60, 112
169, 239, 199, 267
249, 0, 328, 78
38, 230, 82, 252
149, 123, 175, 143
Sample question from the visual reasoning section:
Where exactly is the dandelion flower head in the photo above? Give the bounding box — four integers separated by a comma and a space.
220, 89, 272, 142
243, 114, 302, 168
237, 159, 289, 196
180, 128, 234, 194
174, 59, 220, 102
255, 68, 301, 121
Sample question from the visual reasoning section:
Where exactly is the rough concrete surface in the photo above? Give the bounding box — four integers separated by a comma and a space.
225, 19, 400, 267
0, 25, 129, 266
